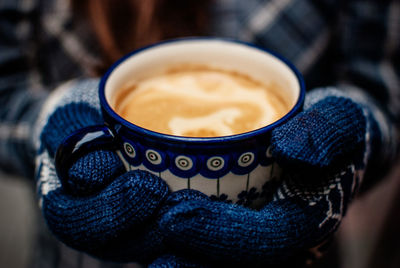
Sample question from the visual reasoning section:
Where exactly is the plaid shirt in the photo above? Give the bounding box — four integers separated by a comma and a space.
1, 0, 399, 267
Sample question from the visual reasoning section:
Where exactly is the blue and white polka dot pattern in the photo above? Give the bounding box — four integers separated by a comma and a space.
206, 156, 225, 171
123, 142, 136, 158
120, 138, 274, 179
142, 148, 168, 172
145, 150, 162, 165
237, 152, 255, 168
104, 116, 282, 206
121, 139, 142, 166
175, 155, 194, 171
200, 155, 231, 179
231, 151, 259, 175
169, 154, 198, 178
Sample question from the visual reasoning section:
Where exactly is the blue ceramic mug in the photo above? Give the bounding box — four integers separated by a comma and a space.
56, 38, 305, 207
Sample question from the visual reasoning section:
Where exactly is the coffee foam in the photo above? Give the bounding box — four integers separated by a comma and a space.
115, 66, 289, 137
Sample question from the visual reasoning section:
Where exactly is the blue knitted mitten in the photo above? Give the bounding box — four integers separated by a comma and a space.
149, 254, 207, 268
35, 79, 170, 263
158, 89, 379, 266
271, 95, 366, 179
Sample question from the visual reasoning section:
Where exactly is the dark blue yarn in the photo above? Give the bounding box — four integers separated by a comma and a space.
271, 96, 366, 179
43, 170, 170, 262
67, 150, 125, 196
40, 101, 175, 262
160, 193, 346, 266
84, 189, 210, 263
144, 191, 211, 267
157, 96, 368, 266
160, 189, 210, 214
149, 254, 207, 268
40, 103, 103, 157
39, 94, 370, 264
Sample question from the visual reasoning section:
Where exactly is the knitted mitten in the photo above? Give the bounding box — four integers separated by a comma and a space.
149, 254, 207, 268
158, 89, 381, 266
35, 79, 169, 262
271, 96, 366, 179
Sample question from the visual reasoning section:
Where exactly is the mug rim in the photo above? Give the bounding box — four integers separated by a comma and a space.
99, 37, 306, 144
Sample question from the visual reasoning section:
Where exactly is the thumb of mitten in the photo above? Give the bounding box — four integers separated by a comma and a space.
40, 103, 103, 157
65, 150, 125, 196
271, 96, 366, 179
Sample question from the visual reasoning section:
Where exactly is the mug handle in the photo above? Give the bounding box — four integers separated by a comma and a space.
55, 125, 118, 186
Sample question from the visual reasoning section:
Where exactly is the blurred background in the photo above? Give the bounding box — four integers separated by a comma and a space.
1, 0, 399, 267
0, 172, 36, 268
0, 159, 399, 268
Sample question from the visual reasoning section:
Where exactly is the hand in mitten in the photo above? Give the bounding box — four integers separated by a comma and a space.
149, 254, 207, 268
35, 79, 170, 263
158, 89, 380, 267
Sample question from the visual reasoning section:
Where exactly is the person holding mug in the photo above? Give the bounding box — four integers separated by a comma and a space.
1, 0, 398, 267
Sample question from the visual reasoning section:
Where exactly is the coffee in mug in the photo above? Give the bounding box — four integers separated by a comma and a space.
113, 64, 291, 137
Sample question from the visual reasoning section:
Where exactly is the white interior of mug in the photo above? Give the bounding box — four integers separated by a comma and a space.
104, 39, 300, 121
